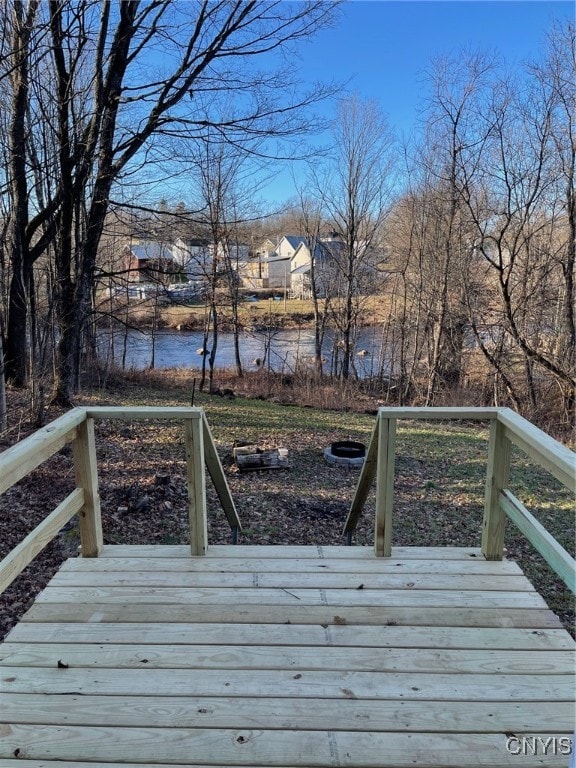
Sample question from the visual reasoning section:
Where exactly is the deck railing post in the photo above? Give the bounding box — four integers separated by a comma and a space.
72, 416, 103, 557
482, 416, 511, 560
375, 416, 396, 557
184, 416, 207, 555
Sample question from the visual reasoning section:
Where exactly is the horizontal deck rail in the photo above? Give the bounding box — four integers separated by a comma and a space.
0, 407, 241, 594
344, 407, 575, 590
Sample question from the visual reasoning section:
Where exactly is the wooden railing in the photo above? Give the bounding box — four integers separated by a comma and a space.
0, 407, 241, 594
344, 407, 576, 592
1, 405, 573, 597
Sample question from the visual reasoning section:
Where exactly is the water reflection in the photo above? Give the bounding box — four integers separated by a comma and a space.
99, 327, 391, 379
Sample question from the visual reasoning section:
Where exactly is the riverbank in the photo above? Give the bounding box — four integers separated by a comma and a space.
99, 296, 315, 332
97, 294, 384, 332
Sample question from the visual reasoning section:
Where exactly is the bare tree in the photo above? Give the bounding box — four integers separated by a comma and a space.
292, 191, 330, 375
185, 124, 265, 390
2, 0, 39, 387
311, 96, 396, 379
1, 0, 336, 403
414, 52, 497, 404
457, 32, 575, 419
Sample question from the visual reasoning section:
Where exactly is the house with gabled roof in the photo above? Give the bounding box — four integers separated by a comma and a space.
289, 236, 347, 299
123, 241, 175, 283
240, 236, 301, 290
276, 235, 307, 260
173, 237, 249, 285
172, 237, 212, 281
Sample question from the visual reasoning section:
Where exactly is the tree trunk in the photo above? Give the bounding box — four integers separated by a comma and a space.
4, 0, 39, 386
0, 333, 7, 432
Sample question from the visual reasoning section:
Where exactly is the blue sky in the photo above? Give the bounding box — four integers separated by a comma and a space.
263, 0, 574, 204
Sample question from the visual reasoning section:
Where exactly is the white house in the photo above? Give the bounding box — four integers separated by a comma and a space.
289, 238, 344, 299
172, 237, 249, 283
276, 235, 307, 261
172, 237, 212, 281
240, 236, 299, 290
269, 236, 308, 290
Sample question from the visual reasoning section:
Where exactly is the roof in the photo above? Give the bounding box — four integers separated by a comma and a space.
264, 253, 291, 264
291, 239, 347, 263
282, 235, 307, 250
129, 242, 173, 261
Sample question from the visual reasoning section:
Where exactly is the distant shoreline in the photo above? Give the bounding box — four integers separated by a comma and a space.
96, 297, 381, 334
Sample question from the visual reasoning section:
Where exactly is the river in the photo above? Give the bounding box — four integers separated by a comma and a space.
99, 326, 392, 378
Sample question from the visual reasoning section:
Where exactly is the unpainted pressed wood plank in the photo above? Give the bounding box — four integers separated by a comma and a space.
3, 666, 574, 700
343, 415, 379, 534
482, 418, 511, 561
500, 489, 576, 592
374, 416, 396, 557
0, 489, 84, 594
59, 555, 524, 575
8, 622, 573, 650
0, 763, 318, 768
1, 724, 573, 766
3, 643, 573, 675
95, 544, 488, 560
85, 406, 203, 421
22, 602, 563, 628
34, 585, 549, 609
72, 417, 103, 558
378, 406, 498, 420
2, 693, 573, 733
0, 408, 85, 495
201, 412, 241, 532
48, 570, 534, 592
183, 417, 207, 556
497, 407, 575, 490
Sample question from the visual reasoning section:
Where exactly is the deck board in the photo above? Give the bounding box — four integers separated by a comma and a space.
1, 544, 574, 767
3, 693, 573, 732
6, 622, 573, 649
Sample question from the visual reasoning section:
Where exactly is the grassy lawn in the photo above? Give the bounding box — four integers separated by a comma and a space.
74, 376, 574, 634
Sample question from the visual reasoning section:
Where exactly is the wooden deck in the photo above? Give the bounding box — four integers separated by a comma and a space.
1, 543, 574, 767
